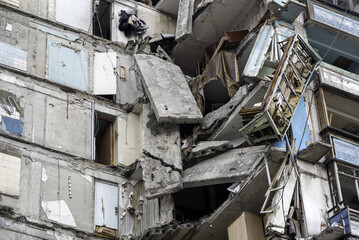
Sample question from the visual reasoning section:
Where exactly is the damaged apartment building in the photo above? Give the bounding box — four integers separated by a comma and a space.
0, 0, 359, 239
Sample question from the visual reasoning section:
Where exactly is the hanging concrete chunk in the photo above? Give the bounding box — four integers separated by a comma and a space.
135, 54, 202, 124
142, 104, 182, 170
140, 156, 182, 199
175, 0, 194, 42
297, 141, 331, 163
182, 146, 267, 188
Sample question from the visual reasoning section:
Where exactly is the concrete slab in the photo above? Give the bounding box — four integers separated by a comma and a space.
190, 141, 233, 159
142, 104, 182, 170
140, 156, 182, 199
313, 224, 345, 240
135, 54, 202, 124
198, 85, 248, 139
175, 0, 194, 42
155, 0, 179, 16
182, 146, 267, 188
297, 141, 332, 163
209, 81, 268, 141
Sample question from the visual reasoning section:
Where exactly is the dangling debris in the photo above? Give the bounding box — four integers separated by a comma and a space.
119, 10, 148, 37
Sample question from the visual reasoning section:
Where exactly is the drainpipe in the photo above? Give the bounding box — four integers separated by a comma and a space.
91, 100, 95, 160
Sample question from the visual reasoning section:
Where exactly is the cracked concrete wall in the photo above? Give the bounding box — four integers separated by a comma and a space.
0, 135, 130, 235
0, 73, 93, 158
298, 160, 333, 237
0, 6, 138, 95
119, 180, 174, 238
140, 105, 182, 199
142, 104, 182, 170
40, 163, 93, 231
140, 156, 182, 199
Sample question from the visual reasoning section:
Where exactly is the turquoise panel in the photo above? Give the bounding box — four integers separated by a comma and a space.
48, 41, 87, 91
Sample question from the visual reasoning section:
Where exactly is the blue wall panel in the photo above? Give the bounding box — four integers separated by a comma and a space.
1, 116, 24, 136
48, 41, 88, 91
272, 97, 311, 151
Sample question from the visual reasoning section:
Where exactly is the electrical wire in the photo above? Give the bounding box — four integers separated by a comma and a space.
297, 4, 349, 151
267, 6, 350, 235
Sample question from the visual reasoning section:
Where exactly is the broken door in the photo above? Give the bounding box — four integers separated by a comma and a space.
94, 181, 118, 230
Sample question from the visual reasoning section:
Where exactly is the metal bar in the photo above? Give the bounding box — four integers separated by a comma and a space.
0, 98, 11, 115
348, 0, 354, 11
260, 192, 273, 214
293, 48, 309, 70
264, 156, 272, 186
91, 100, 95, 161
283, 72, 297, 96
338, 171, 359, 180
265, 152, 289, 196
354, 170, 359, 204
285, 135, 299, 177
334, 161, 343, 202
278, 86, 294, 113
288, 60, 304, 85
274, 102, 289, 124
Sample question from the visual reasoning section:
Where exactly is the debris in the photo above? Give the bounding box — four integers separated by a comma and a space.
182, 146, 266, 188
94, 226, 118, 239
175, 0, 194, 42
134, 54, 203, 124
140, 156, 182, 199
297, 141, 332, 163
187, 140, 233, 161
239, 34, 321, 145
119, 10, 148, 37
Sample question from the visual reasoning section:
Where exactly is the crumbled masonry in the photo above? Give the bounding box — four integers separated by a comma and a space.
0, 0, 358, 239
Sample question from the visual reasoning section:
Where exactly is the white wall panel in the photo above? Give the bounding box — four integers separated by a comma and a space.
93, 52, 117, 95
0, 152, 21, 196
55, 0, 91, 31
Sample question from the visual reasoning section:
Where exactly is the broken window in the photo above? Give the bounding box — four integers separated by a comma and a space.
0, 90, 24, 136
94, 112, 115, 166
93, 0, 112, 40
315, 88, 359, 136
94, 180, 118, 238
322, 0, 358, 12
328, 161, 359, 235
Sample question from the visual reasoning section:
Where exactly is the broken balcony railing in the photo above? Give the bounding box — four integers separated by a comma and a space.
239, 35, 321, 145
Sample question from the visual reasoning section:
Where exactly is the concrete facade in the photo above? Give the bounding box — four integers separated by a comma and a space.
0, 0, 358, 239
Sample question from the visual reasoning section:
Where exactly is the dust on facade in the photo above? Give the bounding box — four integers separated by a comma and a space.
0, 0, 358, 239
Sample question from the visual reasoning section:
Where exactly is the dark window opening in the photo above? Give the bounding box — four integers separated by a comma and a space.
95, 113, 114, 165
332, 56, 354, 70
98, 95, 116, 101
93, 0, 111, 40
172, 183, 231, 222
134, 0, 161, 7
